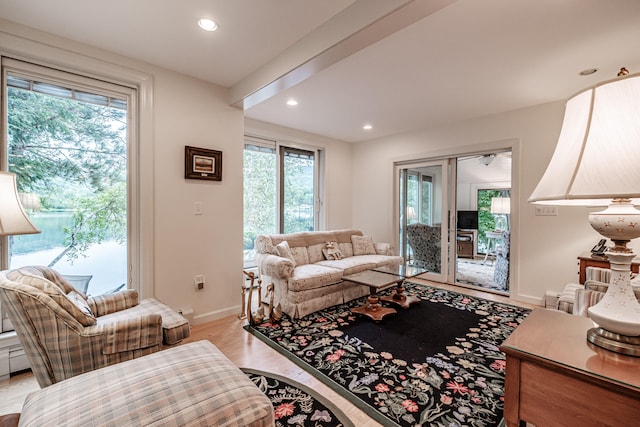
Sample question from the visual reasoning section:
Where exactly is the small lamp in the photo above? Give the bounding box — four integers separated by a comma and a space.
406, 206, 417, 223
490, 197, 510, 231
0, 172, 40, 236
529, 68, 640, 356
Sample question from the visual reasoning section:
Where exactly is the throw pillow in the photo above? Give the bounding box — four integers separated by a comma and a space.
351, 235, 376, 256
67, 290, 95, 318
275, 241, 296, 267
322, 241, 344, 260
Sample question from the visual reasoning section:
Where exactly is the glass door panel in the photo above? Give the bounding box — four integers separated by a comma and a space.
398, 160, 449, 283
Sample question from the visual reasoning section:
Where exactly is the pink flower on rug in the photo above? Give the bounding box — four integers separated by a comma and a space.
461, 297, 471, 304
402, 399, 419, 413
375, 383, 390, 393
380, 352, 393, 360
274, 403, 296, 419
446, 381, 470, 395
490, 360, 506, 372
326, 349, 346, 362
440, 395, 453, 405
326, 353, 341, 362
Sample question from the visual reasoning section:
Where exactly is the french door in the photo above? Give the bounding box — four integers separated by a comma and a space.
398, 151, 512, 293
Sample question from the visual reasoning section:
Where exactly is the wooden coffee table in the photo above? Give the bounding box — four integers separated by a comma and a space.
342, 270, 401, 321
374, 264, 426, 309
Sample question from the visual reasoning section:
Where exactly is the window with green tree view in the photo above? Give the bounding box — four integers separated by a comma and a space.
243, 141, 318, 267
477, 188, 510, 253
3, 61, 131, 299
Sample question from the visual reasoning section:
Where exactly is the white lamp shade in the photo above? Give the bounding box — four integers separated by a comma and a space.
490, 197, 510, 214
529, 72, 640, 206
0, 172, 40, 236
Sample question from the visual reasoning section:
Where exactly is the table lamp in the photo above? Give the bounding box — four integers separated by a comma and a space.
529, 68, 640, 356
0, 171, 40, 238
406, 206, 417, 223
490, 197, 510, 231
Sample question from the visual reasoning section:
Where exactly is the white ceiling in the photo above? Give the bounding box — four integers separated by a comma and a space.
1, 0, 640, 143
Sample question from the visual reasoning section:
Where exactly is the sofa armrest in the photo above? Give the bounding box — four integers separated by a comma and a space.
96, 313, 163, 353
88, 289, 139, 317
256, 254, 295, 279
374, 242, 393, 256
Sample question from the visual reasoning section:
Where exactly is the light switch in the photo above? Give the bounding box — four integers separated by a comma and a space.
535, 206, 558, 216
194, 202, 203, 215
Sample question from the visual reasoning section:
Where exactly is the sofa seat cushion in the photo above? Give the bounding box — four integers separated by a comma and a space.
318, 255, 404, 274
316, 257, 377, 276
287, 264, 343, 292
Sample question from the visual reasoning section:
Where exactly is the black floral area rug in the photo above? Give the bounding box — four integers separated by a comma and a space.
242, 368, 354, 427
246, 283, 530, 427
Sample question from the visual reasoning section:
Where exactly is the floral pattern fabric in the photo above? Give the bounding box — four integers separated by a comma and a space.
250, 283, 530, 427
243, 369, 352, 427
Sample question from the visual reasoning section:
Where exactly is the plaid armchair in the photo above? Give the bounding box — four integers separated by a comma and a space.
0, 266, 190, 387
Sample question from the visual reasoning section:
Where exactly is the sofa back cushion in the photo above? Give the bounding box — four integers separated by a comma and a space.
258, 229, 364, 266
351, 235, 376, 255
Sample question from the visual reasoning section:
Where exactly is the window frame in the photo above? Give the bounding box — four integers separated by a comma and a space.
243, 135, 322, 268
0, 49, 153, 297
2, 58, 134, 295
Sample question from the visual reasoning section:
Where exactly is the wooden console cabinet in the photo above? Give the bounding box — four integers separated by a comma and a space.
500, 309, 640, 427
577, 253, 640, 284
456, 230, 476, 259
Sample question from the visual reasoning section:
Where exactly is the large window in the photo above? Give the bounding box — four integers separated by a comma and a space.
243, 138, 318, 267
2, 59, 135, 300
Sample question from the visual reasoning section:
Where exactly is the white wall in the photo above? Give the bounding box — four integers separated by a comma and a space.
152, 70, 244, 322
351, 102, 630, 305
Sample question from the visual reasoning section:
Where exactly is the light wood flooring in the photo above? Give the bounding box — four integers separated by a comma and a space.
0, 279, 539, 424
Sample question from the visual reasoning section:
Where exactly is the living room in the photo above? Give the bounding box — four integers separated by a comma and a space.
1, 1, 640, 425
1, 0, 638, 327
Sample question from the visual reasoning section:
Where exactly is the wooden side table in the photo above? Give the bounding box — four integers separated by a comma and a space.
500, 309, 640, 427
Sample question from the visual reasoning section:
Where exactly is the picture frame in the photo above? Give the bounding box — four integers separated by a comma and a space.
185, 146, 222, 181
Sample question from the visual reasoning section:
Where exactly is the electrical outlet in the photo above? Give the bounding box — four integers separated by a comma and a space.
194, 274, 205, 290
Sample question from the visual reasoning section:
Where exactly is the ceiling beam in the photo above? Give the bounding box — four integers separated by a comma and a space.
230, 0, 456, 110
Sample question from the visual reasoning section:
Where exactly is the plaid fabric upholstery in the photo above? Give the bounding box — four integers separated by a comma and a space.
0, 267, 190, 388
89, 289, 139, 316
19, 340, 275, 427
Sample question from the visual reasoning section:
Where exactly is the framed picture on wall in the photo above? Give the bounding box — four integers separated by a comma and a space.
185, 146, 222, 181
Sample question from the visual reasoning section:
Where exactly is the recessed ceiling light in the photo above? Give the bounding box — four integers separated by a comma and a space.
286, 99, 298, 106
198, 18, 218, 32
363, 124, 373, 130
579, 68, 598, 76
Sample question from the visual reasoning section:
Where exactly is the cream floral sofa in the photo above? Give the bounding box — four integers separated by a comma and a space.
254, 229, 404, 318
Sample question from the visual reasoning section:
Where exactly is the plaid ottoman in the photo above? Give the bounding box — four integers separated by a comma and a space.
18, 340, 274, 426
